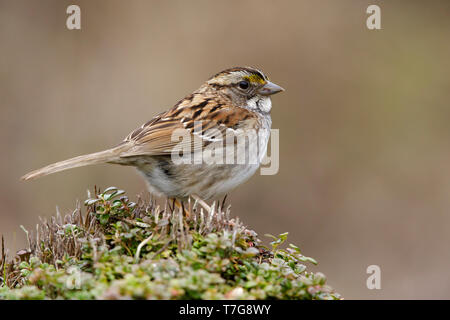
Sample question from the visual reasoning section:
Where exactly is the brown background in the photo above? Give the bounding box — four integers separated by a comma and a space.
1, 0, 450, 299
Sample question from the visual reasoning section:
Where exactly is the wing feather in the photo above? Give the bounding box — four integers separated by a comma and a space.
119, 95, 259, 158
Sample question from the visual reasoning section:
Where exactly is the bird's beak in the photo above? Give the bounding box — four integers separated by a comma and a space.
259, 81, 285, 96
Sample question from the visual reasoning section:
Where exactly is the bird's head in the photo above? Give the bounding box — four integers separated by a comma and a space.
201, 67, 284, 112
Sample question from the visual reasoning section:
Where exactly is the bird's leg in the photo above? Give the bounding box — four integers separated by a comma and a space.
168, 198, 176, 212
173, 199, 190, 218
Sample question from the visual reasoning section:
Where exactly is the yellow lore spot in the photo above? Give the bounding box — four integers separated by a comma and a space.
244, 74, 266, 85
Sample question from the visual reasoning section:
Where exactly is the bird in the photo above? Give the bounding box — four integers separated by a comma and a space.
22, 67, 284, 205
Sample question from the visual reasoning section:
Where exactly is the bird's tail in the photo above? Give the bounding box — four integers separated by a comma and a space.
21, 146, 124, 181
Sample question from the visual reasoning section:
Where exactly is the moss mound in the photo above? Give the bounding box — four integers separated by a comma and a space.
0, 187, 341, 300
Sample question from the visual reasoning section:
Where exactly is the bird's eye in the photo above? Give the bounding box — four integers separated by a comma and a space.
238, 80, 249, 90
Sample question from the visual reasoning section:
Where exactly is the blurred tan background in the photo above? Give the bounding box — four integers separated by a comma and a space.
1, 0, 450, 299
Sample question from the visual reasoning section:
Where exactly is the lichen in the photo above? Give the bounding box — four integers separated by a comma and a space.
0, 187, 341, 300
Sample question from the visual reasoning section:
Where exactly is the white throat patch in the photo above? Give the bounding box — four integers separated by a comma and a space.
247, 96, 272, 113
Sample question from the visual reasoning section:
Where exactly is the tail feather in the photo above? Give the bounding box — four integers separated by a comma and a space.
21, 147, 123, 181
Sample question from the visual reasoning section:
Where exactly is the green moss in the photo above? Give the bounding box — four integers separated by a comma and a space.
0, 187, 341, 300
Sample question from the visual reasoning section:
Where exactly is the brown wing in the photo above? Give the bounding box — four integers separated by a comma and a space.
119, 94, 260, 158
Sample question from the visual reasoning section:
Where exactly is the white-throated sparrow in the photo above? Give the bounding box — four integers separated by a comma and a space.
22, 67, 284, 201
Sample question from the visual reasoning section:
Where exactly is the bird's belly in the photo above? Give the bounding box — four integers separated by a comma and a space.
137, 161, 260, 200
189, 163, 260, 199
